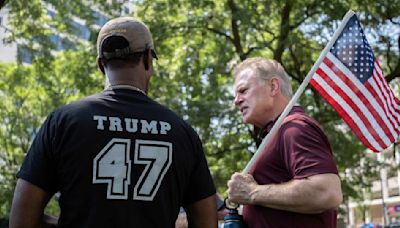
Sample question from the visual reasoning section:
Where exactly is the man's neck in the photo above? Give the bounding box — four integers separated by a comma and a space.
268, 97, 291, 124
107, 84, 147, 95
106, 69, 148, 93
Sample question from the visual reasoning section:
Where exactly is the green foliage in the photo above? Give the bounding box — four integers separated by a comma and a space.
0, 0, 399, 222
0, 49, 103, 218
136, 0, 399, 196
0, 63, 41, 217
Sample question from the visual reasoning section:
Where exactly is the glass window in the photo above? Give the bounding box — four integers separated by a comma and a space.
93, 11, 108, 26
50, 34, 63, 50
18, 46, 32, 64
72, 21, 90, 40
47, 10, 56, 19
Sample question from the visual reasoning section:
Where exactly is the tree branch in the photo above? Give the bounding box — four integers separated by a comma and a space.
385, 35, 400, 82
389, 18, 400, 25
288, 45, 304, 83
290, 7, 322, 30
205, 27, 234, 43
242, 36, 276, 59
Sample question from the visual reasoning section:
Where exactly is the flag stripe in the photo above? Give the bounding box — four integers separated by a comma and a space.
310, 75, 380, 151
317, 59, 389, 148
374, 65, 400, 112
372, 70, 400, 125
367, 73, 400, 132
324, 54, 397, 141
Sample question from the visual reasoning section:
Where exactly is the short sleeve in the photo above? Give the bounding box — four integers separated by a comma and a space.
17, 112, 58, 194
182, 135, 216, 206
280, 117, 338, 179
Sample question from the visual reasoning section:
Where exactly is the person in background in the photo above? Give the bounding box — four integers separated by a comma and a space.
227, 57, 342, 228
10, 17, 217, 228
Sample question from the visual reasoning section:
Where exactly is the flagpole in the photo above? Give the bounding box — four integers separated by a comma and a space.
243, 10, 356, 174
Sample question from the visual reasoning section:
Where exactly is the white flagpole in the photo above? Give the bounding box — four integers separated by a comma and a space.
243, 10, 356, 173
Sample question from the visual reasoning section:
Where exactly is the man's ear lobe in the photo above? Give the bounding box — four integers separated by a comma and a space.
96, 57, 105, 75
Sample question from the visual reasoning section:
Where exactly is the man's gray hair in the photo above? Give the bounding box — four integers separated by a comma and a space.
233, 57, 293, 97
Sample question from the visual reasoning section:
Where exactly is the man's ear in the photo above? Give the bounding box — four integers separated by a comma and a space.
96, 57, 105, 75
143, 49, 153, 71
269, 77, 280, 96
145, 49, 154, 75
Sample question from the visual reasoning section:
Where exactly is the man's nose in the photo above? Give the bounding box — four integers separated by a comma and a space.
234, 94, 242, 106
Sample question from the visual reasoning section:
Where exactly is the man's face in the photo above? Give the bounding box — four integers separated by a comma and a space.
234, 69, 273, 128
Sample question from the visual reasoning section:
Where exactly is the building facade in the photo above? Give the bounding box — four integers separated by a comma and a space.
0, 2, 134, 63
347, 143, 400, 227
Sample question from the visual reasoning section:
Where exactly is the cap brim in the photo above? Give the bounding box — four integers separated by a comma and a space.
151, 49, 158, 60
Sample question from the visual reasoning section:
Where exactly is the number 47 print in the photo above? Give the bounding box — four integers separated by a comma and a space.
93, 138, 172, 201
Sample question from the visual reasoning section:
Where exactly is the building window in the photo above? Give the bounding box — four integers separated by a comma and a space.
50, 34, 63, 50
93, 11, 108, 26
71, 21, 90, 40
18, 46, 32, 64
47, 10, 56, 19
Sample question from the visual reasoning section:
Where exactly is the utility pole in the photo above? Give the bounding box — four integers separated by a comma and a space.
378, 152, 389, 226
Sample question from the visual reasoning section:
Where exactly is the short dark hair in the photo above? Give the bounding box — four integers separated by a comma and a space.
100, 36, 143, 68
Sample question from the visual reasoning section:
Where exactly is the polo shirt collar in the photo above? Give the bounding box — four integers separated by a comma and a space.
261, 105, 304, 137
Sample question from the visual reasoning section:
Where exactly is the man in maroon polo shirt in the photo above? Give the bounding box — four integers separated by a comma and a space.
227, 57, 342, 228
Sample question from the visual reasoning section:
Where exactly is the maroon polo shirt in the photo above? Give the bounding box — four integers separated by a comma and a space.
243, 106, 338, 228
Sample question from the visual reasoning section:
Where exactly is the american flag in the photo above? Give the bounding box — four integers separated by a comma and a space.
310, 14, 400, 152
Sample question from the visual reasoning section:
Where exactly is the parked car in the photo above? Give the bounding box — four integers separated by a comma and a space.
359, 223, 383, 228
387, 222, 400, 228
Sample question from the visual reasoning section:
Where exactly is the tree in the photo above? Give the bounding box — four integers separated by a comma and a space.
0, 0, 6, 10
134, 0, 399, 192
0, 49, 102, 219
0, 0, 398, 222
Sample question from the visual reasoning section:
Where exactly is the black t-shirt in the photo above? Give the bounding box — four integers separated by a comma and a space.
17, 88, 216, 228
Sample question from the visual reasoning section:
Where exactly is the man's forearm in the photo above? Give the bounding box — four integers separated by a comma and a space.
250, 174, 342, 214
10, 179, 52, 228
186, 195, 218, 228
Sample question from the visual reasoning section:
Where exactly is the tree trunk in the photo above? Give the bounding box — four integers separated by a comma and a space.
274, 1, 291, 63
0, 0, 7, 10
385, 35, 400, 83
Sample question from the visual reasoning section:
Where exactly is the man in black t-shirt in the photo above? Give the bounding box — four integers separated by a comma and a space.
10, 17, 217, 228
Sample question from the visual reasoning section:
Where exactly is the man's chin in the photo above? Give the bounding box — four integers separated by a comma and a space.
243, 117, 257, 126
